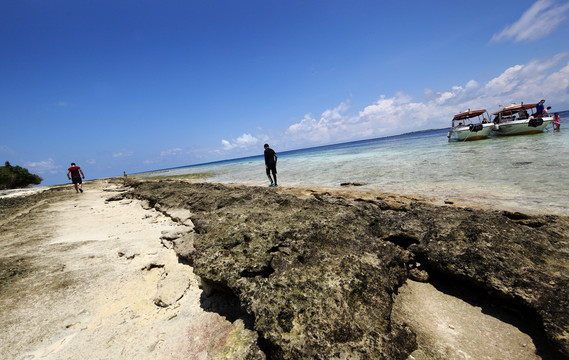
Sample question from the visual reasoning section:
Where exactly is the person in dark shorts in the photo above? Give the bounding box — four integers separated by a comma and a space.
67, 162, 85, 193
264, 144, 278, 187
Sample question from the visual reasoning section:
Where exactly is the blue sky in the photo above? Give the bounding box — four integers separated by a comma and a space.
1, 0, 569, 186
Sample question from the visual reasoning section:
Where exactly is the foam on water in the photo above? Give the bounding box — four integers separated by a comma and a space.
155, 114, 569, 215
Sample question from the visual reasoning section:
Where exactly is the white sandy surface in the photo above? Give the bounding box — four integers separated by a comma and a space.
0, 180, 256, 360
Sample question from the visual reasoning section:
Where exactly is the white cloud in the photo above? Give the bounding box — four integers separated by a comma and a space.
112, 151, 133, 158
546, 61, 569, 92
485, 65, 525, 94
485, 53, 569, 100
286, 101, 356, 143
285, 85, 485, 147
491, 0, 569, 42
161, 148, 182, 157
282, 53, 569, 148
85, 159, 97, 165
221, 133, 259, 150
24, 158, 61, 174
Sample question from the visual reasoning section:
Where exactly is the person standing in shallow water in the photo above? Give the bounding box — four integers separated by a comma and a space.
553, 112, 561, 131
67, 162, 85, 193
264, 144, 278, 187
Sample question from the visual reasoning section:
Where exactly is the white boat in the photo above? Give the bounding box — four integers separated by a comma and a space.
492, 103, 553, 136
448, 109, 493, 141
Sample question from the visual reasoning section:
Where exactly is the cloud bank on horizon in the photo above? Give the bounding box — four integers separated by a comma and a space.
224, 53, 569, 151
221, 0, 569, 152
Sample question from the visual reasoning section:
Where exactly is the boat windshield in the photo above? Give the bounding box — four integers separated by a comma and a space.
494, 108, 535, 123
493, 103, 543, 123
452, 112, 489, 128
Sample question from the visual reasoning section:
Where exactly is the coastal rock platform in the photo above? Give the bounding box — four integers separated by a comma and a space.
1, 178, 567, 359
126, 179, 568, 359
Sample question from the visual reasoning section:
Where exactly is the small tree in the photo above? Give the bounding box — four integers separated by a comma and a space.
0, 166, 14, 188
0, 162, 43, 189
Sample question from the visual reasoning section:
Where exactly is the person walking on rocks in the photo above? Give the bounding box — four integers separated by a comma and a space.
264, 144, 278, 187
67, 162, 85, 193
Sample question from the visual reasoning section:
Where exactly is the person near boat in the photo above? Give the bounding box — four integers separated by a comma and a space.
553, 112, 561, 131
536, 99, 547, 116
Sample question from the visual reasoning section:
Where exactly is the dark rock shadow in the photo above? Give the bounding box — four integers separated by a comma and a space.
199, 287, 255, 330
199, 285, 275, 358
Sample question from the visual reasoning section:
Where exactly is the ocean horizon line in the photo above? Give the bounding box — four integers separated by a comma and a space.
138, 106, 568, 180
139, 127, 449, 176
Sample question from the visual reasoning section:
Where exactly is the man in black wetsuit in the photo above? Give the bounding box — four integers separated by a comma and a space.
264, 144, 278, 187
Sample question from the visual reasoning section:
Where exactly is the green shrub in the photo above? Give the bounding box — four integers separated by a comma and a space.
0, 161, 43, 189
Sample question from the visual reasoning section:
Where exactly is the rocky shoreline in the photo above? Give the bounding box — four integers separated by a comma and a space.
1, 178, 567, 359
122, 178, 568, 359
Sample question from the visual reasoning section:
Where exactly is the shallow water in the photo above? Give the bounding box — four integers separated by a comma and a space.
156, 113, 569, 215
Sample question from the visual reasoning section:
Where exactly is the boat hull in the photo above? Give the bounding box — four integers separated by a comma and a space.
492, 117, 553, 136
448, 124, 493, 141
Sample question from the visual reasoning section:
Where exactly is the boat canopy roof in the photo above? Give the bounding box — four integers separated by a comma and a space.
452, 109, 487, 120
493, 103, 538, 115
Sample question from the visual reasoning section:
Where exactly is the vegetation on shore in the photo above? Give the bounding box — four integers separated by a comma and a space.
0, 162, 42, 189
135, 173, 214, 181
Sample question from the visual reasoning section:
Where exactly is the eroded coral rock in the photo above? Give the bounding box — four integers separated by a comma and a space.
127, 180, 569, 358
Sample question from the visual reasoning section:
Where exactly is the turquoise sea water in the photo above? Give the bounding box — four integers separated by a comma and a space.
155, 111, 569, 215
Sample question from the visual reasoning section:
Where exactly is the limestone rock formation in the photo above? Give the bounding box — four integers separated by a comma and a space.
126, 179, 569, 359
